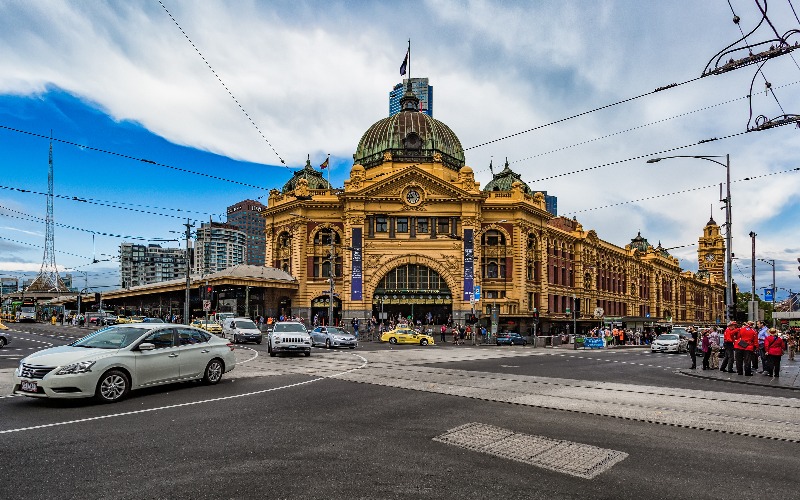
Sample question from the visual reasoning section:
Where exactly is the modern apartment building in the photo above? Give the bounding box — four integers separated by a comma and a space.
194, 222, 247, 274
119, 243, 189, 288
389, 78, 433, 117
227, 199, 267, 266
1, 277, 18, 296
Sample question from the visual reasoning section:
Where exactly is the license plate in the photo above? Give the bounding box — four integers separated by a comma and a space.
20, 380, 38, 393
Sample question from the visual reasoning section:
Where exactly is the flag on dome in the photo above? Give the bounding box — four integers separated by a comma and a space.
400, 50, 408, 76
319, 157, 329, 169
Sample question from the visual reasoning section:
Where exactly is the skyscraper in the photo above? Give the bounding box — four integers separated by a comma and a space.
226, 199, 267, 266
194, 222, 247, 274
389, 78, 433, 117
119, 243, 189, 288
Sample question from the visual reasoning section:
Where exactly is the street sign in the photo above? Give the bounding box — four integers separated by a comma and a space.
764, 288, 774, 301
474, 285, 481, 301
202, 300, 211, 311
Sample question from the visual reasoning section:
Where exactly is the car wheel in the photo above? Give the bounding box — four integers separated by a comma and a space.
95, 369, 130, 403
269, 344, 276, 357
389, 337, 398, 344
203, 358, 224, 384
420, 339, 429, 346
256, 340, 262, 345
325, 339, 331, 349
304, 350, 311, 357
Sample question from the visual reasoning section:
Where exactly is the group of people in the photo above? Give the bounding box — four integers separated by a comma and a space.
701, 320, 796, 378
585, 327, 655, 346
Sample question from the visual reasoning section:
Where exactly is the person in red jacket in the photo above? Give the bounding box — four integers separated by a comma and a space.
763, 328, 787, 378
734, 321, 758, 376
720, 321, 738, 373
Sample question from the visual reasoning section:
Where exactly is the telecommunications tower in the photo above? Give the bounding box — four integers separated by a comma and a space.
26, 136, 66, 293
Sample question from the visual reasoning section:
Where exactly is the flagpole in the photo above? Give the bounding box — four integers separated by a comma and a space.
407, 39, 411, 84
326, 154, 331, 188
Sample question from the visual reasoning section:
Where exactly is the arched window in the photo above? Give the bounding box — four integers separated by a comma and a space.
481, 230, 508, 280
312, 228, 342, 278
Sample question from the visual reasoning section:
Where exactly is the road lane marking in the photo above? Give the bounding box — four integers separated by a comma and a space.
0, 353, 367, 435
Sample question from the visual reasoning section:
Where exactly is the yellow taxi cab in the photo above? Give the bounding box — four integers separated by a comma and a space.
129, 316, 145, 323
192, 319, 223, 335
380, 326, 435, 346
116, 315, 134, 324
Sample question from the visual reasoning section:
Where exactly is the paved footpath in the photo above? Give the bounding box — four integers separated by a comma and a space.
678, 357, 800, 390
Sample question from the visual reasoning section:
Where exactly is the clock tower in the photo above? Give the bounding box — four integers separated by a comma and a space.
697, 212, 725, 282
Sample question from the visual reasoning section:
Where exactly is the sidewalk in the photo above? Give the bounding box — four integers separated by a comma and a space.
678, 358, 800, 390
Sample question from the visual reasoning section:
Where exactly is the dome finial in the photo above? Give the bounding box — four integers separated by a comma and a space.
489, 157, 494, 176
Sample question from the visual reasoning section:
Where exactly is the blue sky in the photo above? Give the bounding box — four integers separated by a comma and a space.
1, 0, 800, 299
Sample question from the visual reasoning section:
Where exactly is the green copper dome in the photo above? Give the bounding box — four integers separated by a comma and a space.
629, 231, 653, 253
482, 158, 534, 193
353, 88, 464, 171
281, 155, 332, 193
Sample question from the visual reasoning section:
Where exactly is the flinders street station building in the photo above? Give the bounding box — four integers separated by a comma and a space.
262, 85, 726, 335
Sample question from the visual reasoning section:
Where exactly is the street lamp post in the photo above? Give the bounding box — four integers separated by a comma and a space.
646, 154, 733, 323
758, 258, 776, 326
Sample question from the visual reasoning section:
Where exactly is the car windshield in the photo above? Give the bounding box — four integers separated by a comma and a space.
71, 327, 150, 349
145, 318, 165, 323
326, 328, 345, 335
274, 323, 307, 333
659, 334, 679, 340
236, 320, 258, 330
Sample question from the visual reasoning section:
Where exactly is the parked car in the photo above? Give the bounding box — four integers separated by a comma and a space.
192, 319, 223, 336
267, 321, 311, 357
380, 327, 435, 346
88, 312, 118, 326
651, 333, 688, 353
11, 324, 236, 403
222, 317, 262, 344
496, 332, 528, 346
310, 326, 357, 349
0, 331, 9, 349
141, 317, 165, 323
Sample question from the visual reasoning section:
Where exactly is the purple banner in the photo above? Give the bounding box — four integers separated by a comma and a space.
351, 227, 363, 301
463, 228, 473, 301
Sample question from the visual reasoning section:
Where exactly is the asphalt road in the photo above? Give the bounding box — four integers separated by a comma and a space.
1, 323, 798, 500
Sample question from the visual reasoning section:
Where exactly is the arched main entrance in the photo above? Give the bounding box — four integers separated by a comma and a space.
372, 263, 452, 326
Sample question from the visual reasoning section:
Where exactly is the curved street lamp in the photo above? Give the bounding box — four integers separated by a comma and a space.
646, 154, 732, 323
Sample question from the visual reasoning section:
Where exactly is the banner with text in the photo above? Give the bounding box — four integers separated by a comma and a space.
463, 228, 474, 301
351, 227, 363, 301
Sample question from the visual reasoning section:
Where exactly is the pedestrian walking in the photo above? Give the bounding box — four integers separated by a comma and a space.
687, 327, 698, 369
709, 327, 720, 369
440, 324, 447, 344
735, 321, 758, 376
458, 324, 466, 345
701, 330, 711, 370
756, 321, 768, 372
788, 333, 796, 361
720, 321, 738, 373
763, 328, 787, 378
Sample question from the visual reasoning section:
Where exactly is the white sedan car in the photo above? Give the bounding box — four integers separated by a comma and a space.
650, 333, 688, 354
12, 323, 236, 403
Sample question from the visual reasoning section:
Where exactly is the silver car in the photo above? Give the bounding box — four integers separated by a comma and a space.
310, 326, 357, 349
650, 333, 688, 354
12, 324, 236, 403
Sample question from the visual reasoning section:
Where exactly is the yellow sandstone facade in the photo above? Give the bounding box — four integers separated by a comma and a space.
262, 85, 725, 334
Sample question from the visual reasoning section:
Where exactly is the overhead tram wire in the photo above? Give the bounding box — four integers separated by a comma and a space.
0, 205, 155, 241
0, 235, 101, 261
156, 0, 288, 170
563, 164, 800, 215
0, 125, 273, 192
474, 80, 800, 175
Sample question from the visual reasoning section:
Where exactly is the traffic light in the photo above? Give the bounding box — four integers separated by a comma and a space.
95, 292, 101, 303
200, 285, 213, 300
574, 297, 581, 314
532, 309, 539, 319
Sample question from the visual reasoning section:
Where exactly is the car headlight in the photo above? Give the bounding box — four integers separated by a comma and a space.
56, 361, 96, 375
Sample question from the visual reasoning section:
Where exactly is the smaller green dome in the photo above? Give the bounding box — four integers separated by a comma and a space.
281, 155, 332, 194
482, 158, 533, 193
629, 231, 652, 253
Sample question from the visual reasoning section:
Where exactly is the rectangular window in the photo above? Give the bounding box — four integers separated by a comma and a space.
396, 217, 409, 233
375, 217, 388, 232
438, 218, 450, 235
417, 218, 429, 233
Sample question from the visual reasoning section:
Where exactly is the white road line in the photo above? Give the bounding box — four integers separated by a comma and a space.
0, 353, 368, 435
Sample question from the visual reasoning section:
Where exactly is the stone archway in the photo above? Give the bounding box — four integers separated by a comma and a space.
366, 254, 460, 302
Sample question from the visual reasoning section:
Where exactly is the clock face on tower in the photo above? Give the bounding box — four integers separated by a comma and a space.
405, 189, 421, 205
704, 253, 716, 263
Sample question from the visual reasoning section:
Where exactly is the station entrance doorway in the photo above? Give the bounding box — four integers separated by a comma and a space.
371, 263, 452, 326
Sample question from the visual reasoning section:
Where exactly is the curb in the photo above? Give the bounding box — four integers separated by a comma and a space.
678, 368, 800, 392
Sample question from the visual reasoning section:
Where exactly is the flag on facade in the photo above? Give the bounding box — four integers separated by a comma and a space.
400, 50, 408, 75
320, 157, 329, 169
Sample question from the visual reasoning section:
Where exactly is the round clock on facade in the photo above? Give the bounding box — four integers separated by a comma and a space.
406, 189, 421, 205
704, 253, 716, 262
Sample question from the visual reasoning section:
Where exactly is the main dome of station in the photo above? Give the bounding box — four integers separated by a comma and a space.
353, 86, 465, 171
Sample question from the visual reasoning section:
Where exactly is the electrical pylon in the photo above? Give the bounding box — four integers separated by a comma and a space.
26, 135, 66, 293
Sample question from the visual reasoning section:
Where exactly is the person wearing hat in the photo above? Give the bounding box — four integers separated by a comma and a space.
763, 328, 787, 377
720, 321, 738, 373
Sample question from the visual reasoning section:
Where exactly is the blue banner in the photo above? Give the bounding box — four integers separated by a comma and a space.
463, 228, 474, 301
351, 227, 362, 301
764, 288, 773, 301
583, 337, 605, 349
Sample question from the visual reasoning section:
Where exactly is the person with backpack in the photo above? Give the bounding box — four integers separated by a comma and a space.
763, 328, 787, 378
735, 321, 758, 376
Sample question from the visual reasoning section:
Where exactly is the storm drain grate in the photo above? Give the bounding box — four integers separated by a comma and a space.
433, 422, 628, 479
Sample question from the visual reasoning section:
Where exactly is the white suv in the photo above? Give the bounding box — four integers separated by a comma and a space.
268, 321, 311, 357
